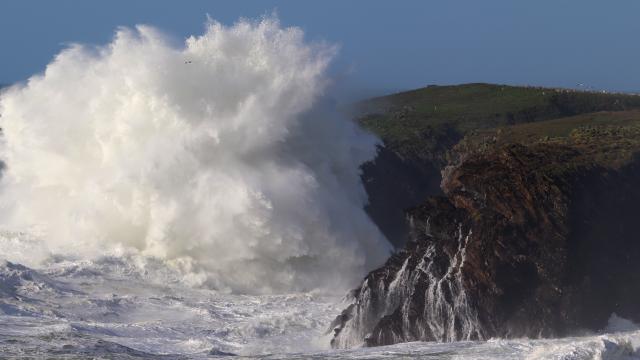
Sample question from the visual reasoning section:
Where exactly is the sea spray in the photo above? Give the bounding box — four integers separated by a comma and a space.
0, 17, 391, 294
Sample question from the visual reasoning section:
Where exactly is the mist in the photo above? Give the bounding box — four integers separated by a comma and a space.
0, 17, 390, 294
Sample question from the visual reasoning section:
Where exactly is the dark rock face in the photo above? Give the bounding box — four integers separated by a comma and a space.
360, 125, 461, 248
360, 146, 443, 247
332, 143, 640, 348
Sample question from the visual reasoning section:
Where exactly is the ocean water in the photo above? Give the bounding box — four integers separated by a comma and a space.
1, 256, 639, 359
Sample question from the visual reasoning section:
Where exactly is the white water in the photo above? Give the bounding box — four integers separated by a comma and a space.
1, 16, 639, 359
0, 17, 390, 294
1, 258, 639, 359
0, 256, 340, 357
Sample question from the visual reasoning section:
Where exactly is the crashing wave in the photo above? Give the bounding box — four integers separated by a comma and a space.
0, 17, 390, 294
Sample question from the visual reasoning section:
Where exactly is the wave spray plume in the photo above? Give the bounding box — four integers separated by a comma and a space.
0, 17, 391, 293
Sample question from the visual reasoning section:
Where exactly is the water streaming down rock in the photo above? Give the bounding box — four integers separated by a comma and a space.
331, 213, 485, 348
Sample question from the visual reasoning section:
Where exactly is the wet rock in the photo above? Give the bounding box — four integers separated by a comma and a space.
333, 143, 640, 347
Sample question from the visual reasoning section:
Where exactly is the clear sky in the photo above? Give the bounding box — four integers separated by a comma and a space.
2, 0, 640, 99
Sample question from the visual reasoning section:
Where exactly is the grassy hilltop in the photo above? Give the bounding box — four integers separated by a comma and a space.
357, 83, 640, 246
357, 83, 640, 166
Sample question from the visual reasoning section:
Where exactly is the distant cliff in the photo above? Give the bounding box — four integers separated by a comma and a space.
334, 93, 640, 347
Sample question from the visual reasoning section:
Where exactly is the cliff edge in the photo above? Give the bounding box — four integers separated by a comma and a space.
334, 110, 640, 347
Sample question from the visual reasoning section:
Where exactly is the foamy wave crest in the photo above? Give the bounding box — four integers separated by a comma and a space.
0, 17, 390, 293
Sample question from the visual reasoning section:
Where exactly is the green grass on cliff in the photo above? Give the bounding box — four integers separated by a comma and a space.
457, 110, 640, 168
465, 110, 640, 143
356, 83, 640, 163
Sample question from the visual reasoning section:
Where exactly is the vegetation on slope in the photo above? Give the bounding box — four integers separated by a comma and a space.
455, 110, 640, 169
357, 83, 640, 165
357, 83, 640, 247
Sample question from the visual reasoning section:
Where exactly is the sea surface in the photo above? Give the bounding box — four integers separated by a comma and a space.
1, 256, 639, 360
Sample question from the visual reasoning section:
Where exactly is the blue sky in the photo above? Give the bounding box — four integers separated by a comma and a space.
2, 1, 640, 98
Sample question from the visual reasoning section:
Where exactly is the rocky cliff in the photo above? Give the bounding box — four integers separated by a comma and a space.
357, 84, 640, 247
333, 112, 640, 347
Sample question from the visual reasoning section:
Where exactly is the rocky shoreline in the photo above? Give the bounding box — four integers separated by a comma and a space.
333, 105, 640, 347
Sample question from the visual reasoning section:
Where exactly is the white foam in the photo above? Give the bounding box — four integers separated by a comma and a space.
0, 16, 390, 294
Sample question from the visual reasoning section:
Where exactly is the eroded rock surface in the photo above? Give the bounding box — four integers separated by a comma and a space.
333, 141, 640, 348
